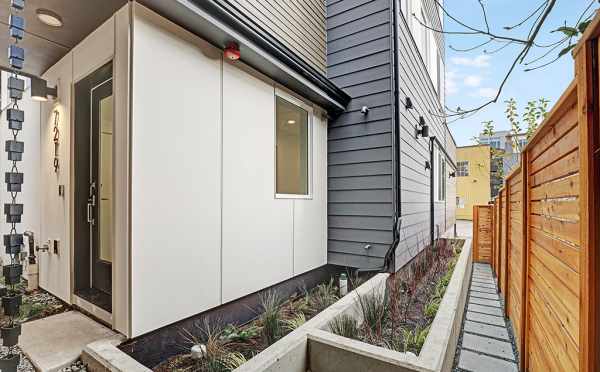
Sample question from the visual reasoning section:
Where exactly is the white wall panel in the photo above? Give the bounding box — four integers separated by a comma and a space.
221, 61, 294, 303
72, 17, 115, 83
130, 5, 222, 336
293, 109, 327, 275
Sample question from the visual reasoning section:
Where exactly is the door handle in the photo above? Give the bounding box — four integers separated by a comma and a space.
87, 202, 94, 225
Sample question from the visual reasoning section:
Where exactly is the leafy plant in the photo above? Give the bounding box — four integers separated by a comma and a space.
220, 324, 259, 342
258, 291, 283, 345
283, 312, 306, 332
401, 326, 430, 353
329, 314, 358, 339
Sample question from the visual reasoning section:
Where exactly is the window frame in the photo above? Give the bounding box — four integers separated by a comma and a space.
457, 160, 469, 177
274, 88, 314, 200
437, 150, 446, 202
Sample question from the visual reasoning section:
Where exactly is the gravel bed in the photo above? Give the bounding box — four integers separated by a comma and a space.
0, 346, 34, 372
58, 359, 88, 372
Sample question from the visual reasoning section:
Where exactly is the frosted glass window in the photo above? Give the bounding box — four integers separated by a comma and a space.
99, 95, 113, 262
276, 96, 309, 195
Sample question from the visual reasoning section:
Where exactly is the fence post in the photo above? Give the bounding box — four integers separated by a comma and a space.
521, 152, 529, 370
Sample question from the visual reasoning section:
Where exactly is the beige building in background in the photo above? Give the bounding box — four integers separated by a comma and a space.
456, 145, 492, 220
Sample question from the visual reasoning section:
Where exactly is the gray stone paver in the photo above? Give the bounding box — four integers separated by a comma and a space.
459, 350, 518, 372
468, 297, 502, 308
468, 304, 504, 317
455, 263, 520, 371
463, 321, 510, 340
469, 291, 499, 300
466, 311, 506, 327
470, 286, 498, 294
462, 333, 515, 360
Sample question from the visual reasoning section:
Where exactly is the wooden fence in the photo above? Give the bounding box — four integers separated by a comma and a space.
472, 205, 492, 263
471, 14, 599, 372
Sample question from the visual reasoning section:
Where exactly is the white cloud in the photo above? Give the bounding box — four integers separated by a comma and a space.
446, 70, 459, 95
464, 75, 482, 87
477, 87, 497, 99
451, 54, 491, 68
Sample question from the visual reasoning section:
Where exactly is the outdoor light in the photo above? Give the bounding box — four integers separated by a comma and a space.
36, 9, 63, 27
405, 97, 413, 109
416, 116, 429, 138
31, 77, 57, 101
287, 120, 296, 125
449, 171, 456, 178
224, 41, 240, 60
360, 106, 369, 114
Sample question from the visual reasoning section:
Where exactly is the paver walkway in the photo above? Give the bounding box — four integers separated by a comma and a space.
455, 263, 519, 372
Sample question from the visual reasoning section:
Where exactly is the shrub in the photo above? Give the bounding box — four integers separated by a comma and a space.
357, 290, 388, 336
258, 291, 283, 345
221, 324, 259, 342
283, 312, 306, 332
329, 314, 358, 339
220, 352, 247, 371
308, 279, 339, 313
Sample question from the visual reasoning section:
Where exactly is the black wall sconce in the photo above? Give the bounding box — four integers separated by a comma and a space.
360, 106, 369, 115
425, 160, 431, 170
449, 171, 456, 178
405, 97, 413, 109
31, 76, 57, 101
416, 116, 429, 138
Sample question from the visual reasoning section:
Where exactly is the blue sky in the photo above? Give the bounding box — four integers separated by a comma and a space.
445, 0, 596, 146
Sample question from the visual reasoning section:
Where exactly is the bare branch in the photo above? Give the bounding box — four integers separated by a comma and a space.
484, 41, 514, 55
478, 0, 490, 33
449, 38, 493, 52
504, 1, 548, 30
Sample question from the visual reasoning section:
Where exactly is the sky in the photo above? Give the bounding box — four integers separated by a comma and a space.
444, 0, 597, 146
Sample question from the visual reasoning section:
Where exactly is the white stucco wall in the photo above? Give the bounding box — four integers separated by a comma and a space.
130, 4, 328, 337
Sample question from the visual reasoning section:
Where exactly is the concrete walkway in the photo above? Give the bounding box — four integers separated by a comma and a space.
455, 263, 519, 372
19, 311, 120, 372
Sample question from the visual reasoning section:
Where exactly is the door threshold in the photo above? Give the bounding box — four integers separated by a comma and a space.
73, 295, 113, 326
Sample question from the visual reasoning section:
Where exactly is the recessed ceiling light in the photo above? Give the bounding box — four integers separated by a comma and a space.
36, 9, 63, 27
287, 120, 296, 125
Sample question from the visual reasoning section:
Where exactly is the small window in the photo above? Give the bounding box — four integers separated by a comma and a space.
489, 139, 501, 149
276, 95, 310, 196
457, 161, 469, 177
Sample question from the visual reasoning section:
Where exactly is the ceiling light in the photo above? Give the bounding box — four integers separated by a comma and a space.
36, 9, 63, 27
287, 120, 296, 125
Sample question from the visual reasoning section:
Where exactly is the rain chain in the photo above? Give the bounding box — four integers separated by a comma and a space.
1, 0, 26, 370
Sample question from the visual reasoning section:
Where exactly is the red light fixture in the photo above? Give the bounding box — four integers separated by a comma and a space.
224, 41, 240, 61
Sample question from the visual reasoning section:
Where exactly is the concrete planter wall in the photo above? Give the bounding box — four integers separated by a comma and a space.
82, 238, 471, 372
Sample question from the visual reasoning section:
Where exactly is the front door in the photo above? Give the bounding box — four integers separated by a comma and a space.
74, 62, 113, 313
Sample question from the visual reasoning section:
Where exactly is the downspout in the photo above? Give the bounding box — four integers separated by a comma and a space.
385, 0, 402, 273
358, 0, 401, 274
430, 137, 435, 245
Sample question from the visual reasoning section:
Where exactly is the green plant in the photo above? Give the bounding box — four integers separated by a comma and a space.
283, 312, 306, 332
180, 318, 228, 372
258, 291, 283, 345
219, 352, 247, 371
221, 324, 259, 342
357, 290, 388, 335
401, 326, 430, 353
423, 298, 440, 318
329, 314, 358, 339
308, 279, 339, 313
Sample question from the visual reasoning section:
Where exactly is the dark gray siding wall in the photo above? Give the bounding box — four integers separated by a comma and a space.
227, 0, 327, 73
326, 0, 395, 269
394, 1, 454, 270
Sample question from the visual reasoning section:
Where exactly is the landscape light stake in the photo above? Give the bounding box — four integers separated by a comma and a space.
1, 0, 26, 370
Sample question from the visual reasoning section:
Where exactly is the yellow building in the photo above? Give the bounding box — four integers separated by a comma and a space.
456, 145, 491, 220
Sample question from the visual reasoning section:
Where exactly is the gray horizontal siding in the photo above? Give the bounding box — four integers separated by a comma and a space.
394, 1, 454, 271
227, 0, 327, 73
326, 0, 394, 269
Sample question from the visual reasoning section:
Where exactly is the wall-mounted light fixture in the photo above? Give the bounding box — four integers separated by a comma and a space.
224, 41, 240, 60
360, 106, 369, 115
416, 115, 429, 138
425, 160, 431, 170
405, 97, 413, 109
449, 171, 456, 178
31, 76, 57, 101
